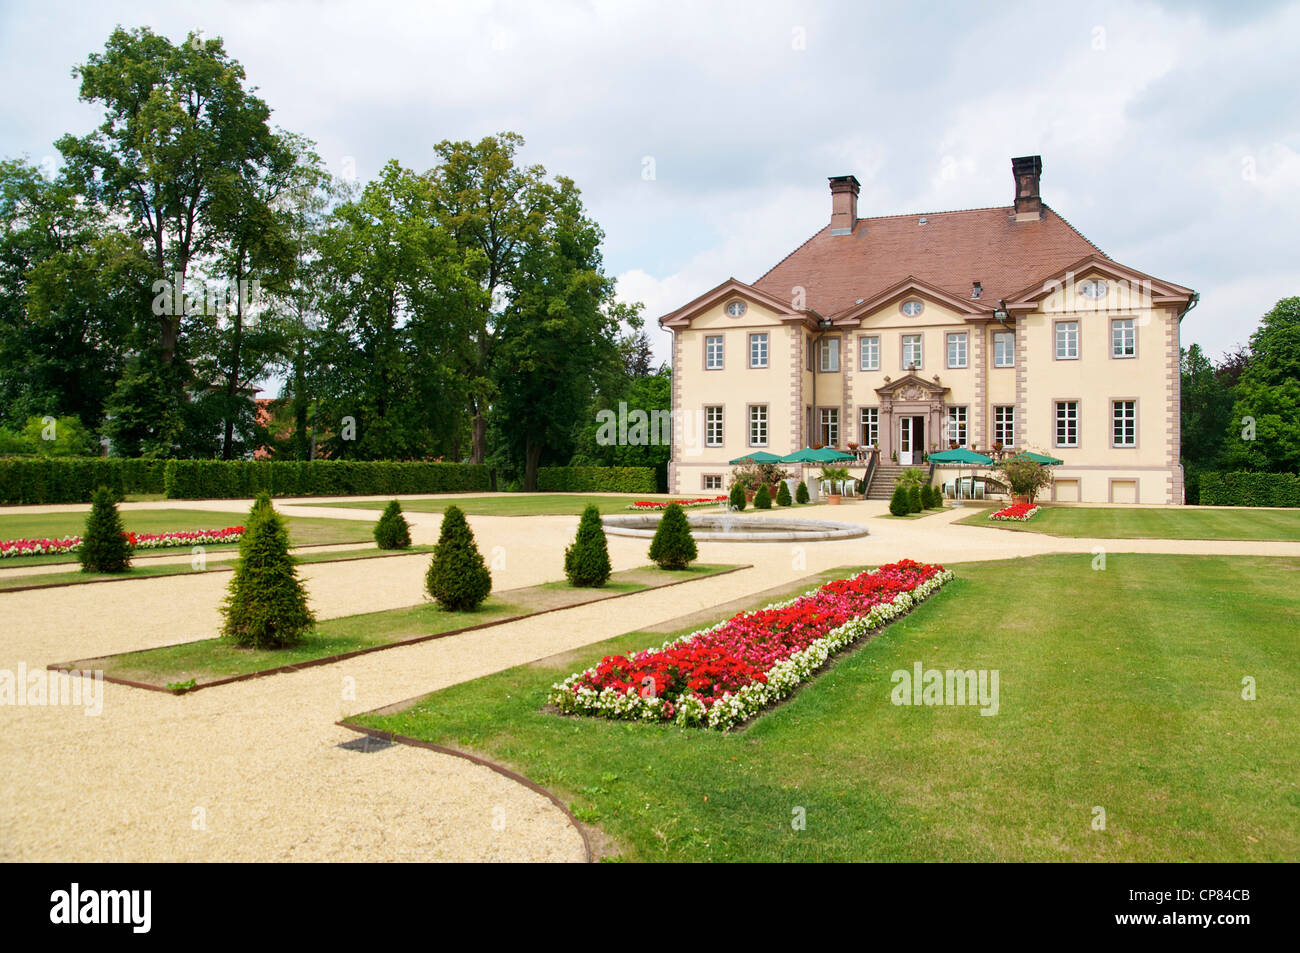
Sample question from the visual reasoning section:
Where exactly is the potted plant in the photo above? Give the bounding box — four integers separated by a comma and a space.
992, 455, 1054, 505
819, 466, 851, 505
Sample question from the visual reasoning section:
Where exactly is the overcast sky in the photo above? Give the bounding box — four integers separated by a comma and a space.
2, 0, 1297, 375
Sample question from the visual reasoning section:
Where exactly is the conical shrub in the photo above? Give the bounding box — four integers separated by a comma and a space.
729, 483, 746, 511
425, 504, 492, 610
373, 499, 412, 549
796, 481, 810, 504
889, 484, 910, 517
648, 502, 697, 570
79, 486, 132, 573
908, 486, 923, 513
776, 481, 793, 506
565, 505, 612, 587
221, 493, 315, 648
754, 484, 772, 509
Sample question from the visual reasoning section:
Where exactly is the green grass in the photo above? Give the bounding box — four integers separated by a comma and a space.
0, 544, 437, 592
75, 564, 738, 687
0, 508, 376, 568
319, 494, 708, 518
956, 504, 1300, 540
354, 553, 1300, 862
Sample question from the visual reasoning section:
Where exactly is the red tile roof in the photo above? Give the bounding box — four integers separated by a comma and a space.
752, 205, 1108, 317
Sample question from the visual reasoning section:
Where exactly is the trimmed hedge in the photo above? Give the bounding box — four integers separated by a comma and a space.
1198, 471, 1300, 507
162, 460, 491, 499
0, 457, 167, 504
535, 466, 657, 493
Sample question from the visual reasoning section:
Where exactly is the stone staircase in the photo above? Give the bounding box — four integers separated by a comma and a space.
865, 464, 912, 500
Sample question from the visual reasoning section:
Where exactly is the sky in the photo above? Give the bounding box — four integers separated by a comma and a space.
2, 0, 1297, 375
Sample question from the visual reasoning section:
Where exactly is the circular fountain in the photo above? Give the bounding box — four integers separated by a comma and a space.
602, 512, 869, 542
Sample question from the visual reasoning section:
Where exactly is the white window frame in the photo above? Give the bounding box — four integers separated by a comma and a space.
945, 406, 968, 447
819, 337, 840, 372
902, 334, 923, 369
702, 474, 722, 491
993, 406, 1015, 447
993, 331, 1015, 367
1055, 401, 1079, 448
860, 334, 880, 371
1111, 318, 1136, 359
947, 332, 968, 369
749, 332, 769, 368
705, 405, 724, 448
748, 405, 768, 447
1055, 321, 1079, 360
1112, 400, 1137, 447
705, 334, 723, 370
860, 407, 879, 447
819, 407, 840, 447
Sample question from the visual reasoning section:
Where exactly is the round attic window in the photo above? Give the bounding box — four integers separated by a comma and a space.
725, 300, 747, 318
900, 299, 924, 317
1079, 279, 1108, 299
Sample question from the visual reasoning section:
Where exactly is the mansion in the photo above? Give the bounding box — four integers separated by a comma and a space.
659, 156, 1196, 504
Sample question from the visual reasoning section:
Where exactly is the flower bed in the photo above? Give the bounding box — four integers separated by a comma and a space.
627, 497, 727, 511
0, 527, 244, 559
989, 502, 1040, 522
549, 558, 953, 730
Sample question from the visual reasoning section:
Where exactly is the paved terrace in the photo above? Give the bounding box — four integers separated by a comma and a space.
2, 495, 1297, 861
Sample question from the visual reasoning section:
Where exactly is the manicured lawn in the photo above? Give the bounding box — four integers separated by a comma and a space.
70, 564, 737, 688
0, 544, 436, 592
320, 494, 702, 518
956, 504, 1300, 541
354, 553, 1300, 862
0, 508, 376, 567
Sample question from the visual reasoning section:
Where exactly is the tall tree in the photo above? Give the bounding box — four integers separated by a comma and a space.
1180, 343, 1234, 471
1220, 297, 1300, 473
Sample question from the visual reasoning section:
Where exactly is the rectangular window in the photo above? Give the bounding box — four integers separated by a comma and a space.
993, 406, 1015, 447
860, 407, 879, 447
1055, 321, 1079, 360
806, 336, 813, 371
705, 406, 724, 447
993, 331, 1015, 367
860, 335, 880, 371
819, 408, 839, 447
947, 332, 968, 369
705, 335, 723, 370
1055, 401, 1079, 448
702, 474, 722, 491
819, 337, 840, 372
1111, 319, 1136, 358
945, 406, 968, 447
902, 334, 923, 369
749, 332, 769, 368
1112, 400, 1136, 447
749, 405, 768, 447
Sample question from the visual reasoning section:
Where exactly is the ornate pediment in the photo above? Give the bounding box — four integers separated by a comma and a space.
875, 372, 949, 402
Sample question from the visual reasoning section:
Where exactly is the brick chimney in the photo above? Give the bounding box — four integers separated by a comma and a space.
1011, 155, 1042, 220
828, 175, 860, 235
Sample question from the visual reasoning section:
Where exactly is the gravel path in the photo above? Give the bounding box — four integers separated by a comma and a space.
3, 496, 1297, 862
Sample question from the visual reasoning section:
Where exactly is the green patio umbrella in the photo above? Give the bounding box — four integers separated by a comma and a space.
780, 446, 856, 463
926, 447, 994, 501
728, 450, 784, 465
1005, 450, 1064, 466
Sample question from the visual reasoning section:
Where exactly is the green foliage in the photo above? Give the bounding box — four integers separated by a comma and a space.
896, 467, 925, 490
648, 502, 697, 570
795, 481, 810, 504
425, 505, 492, 610
907, 486, 923, 513
923, 484, 943, 509
373, 499, 411, 550
221, 493, 315, 648
78, 485, 132, 573
994, 456, 1055, 501
754, 483, 772, 509
889, 485, 910, 517
729, 483, 746, 511
729, 461, 791, 494
1181, 343, 1235, 471
161, 459, 490, 499
564, 505, 612, 587
776, 481, 792, 506
0, 457, 163, 504
1198, 471, 1300, 507
534, 467, 657, 493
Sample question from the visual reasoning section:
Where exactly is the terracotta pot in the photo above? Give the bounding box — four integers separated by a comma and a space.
828, 494, 842, 505
1012, 493, 1030, 504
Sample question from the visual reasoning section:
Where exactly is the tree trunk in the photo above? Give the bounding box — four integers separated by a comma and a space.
471, 409, 487, 464
523, 438, 543, 492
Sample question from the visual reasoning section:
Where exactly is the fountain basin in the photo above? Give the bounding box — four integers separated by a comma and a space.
601, 513, 869, 542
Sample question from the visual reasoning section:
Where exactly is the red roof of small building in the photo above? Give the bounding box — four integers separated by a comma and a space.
751, 205, 1108, 317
